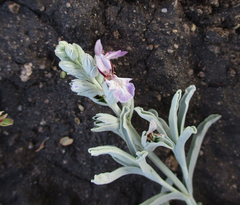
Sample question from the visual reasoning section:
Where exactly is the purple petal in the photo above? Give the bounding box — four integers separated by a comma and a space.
95, 55, 112, 75
105, 50, 128, 59
94, 39, 103, 55
105, 75, 135, 103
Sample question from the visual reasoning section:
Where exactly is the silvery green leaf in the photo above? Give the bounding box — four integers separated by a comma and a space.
178, 85, 196, 134
93, 113, 119, 125
55, 41, 69, 61
173, 126, 197, 193
91, 113, 120, 132
187, 114, 221, 184
91, 166, 144, 185
88, 145, 138, 167
140, 192, 187, 205
103, 82, 118, 105
59, 61, 85, 79
136, 151, 176, 192
82, 53, 98, 78
65, 43, 78, 61
120, 107, 142, 156
121, 98, 134, 120
143, 135, 174, 152
169, 90, 182, 144
73, 43, 85, 63
134, 107, 173, 144
95, 72, 104, 84
70, 79, 102, 98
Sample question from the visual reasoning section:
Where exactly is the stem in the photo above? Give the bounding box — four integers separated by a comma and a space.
148, 152, 189, 196
108, 103, 121, 117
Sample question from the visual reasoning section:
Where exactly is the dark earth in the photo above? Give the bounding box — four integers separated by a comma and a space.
0, 0, 240, 204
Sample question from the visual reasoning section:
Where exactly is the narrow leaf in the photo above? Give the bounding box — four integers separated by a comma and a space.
178, 85, 196, 134
88, 145, 138, 167
169, 90, 182, 144
91, 166, 144, 185
187, 114, 221, 182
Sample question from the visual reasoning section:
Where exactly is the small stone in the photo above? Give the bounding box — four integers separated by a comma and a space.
198, 71, 205, 78
167, 49, 174, 54
44, 99, 49, 104
28, 142, 34, 149
17, 105, 22, 111
40, 119, 46, 125
9, 3, 20, 14
113, 30, 121, 39
63, 160, 68, 164
60, 136, 73, 146
191, 24, 196, 32
161, 8, 167, 13
146, 45, 153, 50
209, 0, 219, 7
66, 3, 71, 8
174, 44, 179, 49
78, 104, 84, 112
74, 117, 80, 125
60, 71, 66, 78
20, 63, 32, 82
197, 9, 203, 15
172, 29, 178, 34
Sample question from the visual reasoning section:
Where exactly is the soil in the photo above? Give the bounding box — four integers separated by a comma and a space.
0, 0, 240, 204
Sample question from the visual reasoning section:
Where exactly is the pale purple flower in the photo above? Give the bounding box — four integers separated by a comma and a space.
94, 39, 135, 103
105, 75, 135, 103
94, 39, 127, 77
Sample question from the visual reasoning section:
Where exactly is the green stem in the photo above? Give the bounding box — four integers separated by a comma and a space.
148, 152, 189, 196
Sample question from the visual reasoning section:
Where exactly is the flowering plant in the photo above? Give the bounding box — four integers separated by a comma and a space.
55, 40, 221, 205
0, 111, 13, 127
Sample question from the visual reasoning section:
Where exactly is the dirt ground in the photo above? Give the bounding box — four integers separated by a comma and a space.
0, 0, 240, 204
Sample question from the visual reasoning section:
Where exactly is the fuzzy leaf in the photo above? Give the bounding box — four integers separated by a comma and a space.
187, 114, 221, 182
91, 166, 144, 185
88, 145, 138, 167
59, 61, 85, 79
178, 85, 196, 134
82, 53, 98, 78
169, 90, 182, 144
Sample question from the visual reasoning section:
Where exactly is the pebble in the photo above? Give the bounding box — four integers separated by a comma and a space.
167, 49, 174, 54
17, 105, 22, 111
9, 3, 20, 14
161, 8, 167, 13
28, 142, 34, 149
66, 3, 71, 8
146, 45, 153, 50
191, 24, 196, 32
197, 9, 203, 15
198, 71, 205, 78
174, 44, 179, 49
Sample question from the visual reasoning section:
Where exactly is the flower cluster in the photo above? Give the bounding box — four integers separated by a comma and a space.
55, 39, 135, 104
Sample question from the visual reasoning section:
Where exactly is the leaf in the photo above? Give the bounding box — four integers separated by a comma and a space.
59, 61, 85, 79
91, 166, 144, 185
103, 82, 118, 105
60, 136, 73, 146
88, 145, 138, 167
82, 53, 98, 78
168, 90, 181, 144
178, 85, 196, 134
134, 107, 173, 144
0, 118, 13, 126
187, 114, 221, 183
35, 137, 49, 152
65, 44, 78, 61
70, 79, 103, 98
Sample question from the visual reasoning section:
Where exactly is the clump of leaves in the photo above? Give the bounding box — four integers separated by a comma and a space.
0, 111, 13, 126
